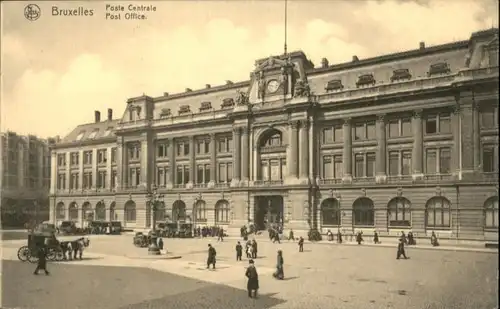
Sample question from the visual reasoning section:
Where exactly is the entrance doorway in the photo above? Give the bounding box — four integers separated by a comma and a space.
254, 196, 284, 230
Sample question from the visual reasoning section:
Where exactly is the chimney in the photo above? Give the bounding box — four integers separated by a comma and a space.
419, 41, 425, 49
163, 92, 169, 97
185, 88, 192, 92
352, 55, 359, 62
94, 111, 101, 123
321, 58, 329, 68
205, 84, 211, 89
107, 108, 113, 121
226, 80, 233, 85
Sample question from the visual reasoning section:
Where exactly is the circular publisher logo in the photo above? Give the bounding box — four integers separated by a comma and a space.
24, 4, 41, 21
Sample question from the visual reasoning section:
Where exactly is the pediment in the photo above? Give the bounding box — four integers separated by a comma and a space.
486, 35, 499, 48
255, 56, 290, 72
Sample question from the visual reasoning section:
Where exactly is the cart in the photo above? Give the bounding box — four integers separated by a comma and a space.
17, 231, 64, 263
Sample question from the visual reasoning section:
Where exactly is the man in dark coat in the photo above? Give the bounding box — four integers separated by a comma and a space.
33, 247, 49, 275
245, 259, 259, 298
373, 231, 380, 244
337, 228, 343, 244
235, 241, 243, 261
273, 231, 281, 244
217, 228, 224, 242
356, 231, 363, 245
396, 238, 408, 260
207, 244, 216, 269
273, 250, 284, 280
298, 236, 304, 252
251, 239, 258, 259
158, 237, 164, 250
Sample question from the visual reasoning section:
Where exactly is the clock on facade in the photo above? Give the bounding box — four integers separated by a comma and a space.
266, 79, 280, 93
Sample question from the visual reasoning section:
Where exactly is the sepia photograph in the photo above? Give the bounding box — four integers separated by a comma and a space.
0, 0, 498, 308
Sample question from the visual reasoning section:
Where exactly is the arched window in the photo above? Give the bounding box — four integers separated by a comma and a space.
353, 198, 375, 226
56, 202, 65, 219
95, 202, 106, 221
484, 197, 499, 229
172, 200, 186, 222
109, 202, 116, 221
124, 201, 136, 222
194, 200, 207, 221
215, 200, 230, 224
82, 202, 93, 221
425, 197, 451, 229
321, 198, 341, 226
154, 201, 166, 221
260, 130, 283, 147
388, 197, 411, 227
68, 203, 78, 221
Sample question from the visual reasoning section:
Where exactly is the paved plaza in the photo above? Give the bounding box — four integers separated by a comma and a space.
1, 232, 498, 309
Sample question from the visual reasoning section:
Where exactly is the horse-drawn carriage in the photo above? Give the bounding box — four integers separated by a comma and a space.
17, 231, 90, 263
133, 232, 149, 247
158, 223, 193, 238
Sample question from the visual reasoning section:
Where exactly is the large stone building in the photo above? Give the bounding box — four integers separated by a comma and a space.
49, 28, 498, 241
1, 131, 55, 227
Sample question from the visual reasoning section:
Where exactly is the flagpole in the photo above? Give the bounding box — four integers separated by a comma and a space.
284, 0, 288, 56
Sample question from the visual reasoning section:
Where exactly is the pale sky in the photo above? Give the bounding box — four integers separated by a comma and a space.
1, 0, 498, 138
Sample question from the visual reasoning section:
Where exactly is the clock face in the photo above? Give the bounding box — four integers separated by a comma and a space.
267, 79, 280, 93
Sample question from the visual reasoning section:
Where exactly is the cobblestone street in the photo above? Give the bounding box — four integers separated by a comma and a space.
1, 234, 498, 309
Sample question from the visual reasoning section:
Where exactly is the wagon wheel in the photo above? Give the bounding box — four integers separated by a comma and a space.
28, 252, 39, 264
55, 250, 65, 261
46, 249, 57, 261
17, 246, 30, 262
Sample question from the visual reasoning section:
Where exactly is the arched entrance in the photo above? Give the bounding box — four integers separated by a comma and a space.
352, 198, 375, 226
215, 200, 230, 224
95, 202, 106, 221
254, 196, 284, 230
155, 201, 166, 222
109, 202, 116, 221
257, 129, 287, 183
172, 200, 186, 222
194, 200, 206, 223
321, 198, 341, 226
56, 202, 65, 225
82, 202, 93, 227
68, 202, 78, 222
484, 196, 499, 229
124, 200, 137, 226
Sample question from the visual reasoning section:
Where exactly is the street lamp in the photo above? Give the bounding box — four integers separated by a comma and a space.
145, 184, 164, 255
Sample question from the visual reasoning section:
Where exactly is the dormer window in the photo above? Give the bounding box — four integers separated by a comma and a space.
199, 101, 212, 112
178, 105, 191, 115
221, 98, 234, 109
427, 62, 450, 76
391, 69, 412, 82
87, 130, 99, 139
160, 108, 171, 118
356, 74, 376, 88
75, 131, 85, 141
325, 79, 344, 92
102, 128, 113, 137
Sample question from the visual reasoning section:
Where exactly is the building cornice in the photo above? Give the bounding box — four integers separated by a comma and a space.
152, 81, 250, 102
52, 136, 117, 149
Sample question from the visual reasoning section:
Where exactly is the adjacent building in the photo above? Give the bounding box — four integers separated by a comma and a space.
0, 131, 55, 227
49, 28, 499, 241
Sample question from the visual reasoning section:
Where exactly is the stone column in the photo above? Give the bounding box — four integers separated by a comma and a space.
241, 127, 250, 183
209, 133, 216, 187
451, 106, 461, 177
375, 114, 387, 183
49, 151, 57, 195
299, 120, 309, 182
78, 150, 84, 191
65, 152, 70, 192
167, 138, 175, 188
411, 110, 424, 179
37, 148, 44, 189
232, 127, 241, 186
116, 139, 124, 190
188, 136, 195, 188
91, 149, 97, 190
106, 147, 112, 190
288, 121, 299, 180
18, 146, 24, 188
140, 137, 149, 188
342, 118, 353, 182
472, 102, 480, 171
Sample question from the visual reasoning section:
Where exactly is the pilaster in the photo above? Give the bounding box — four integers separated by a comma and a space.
116, 138, 124, 190
187, 136, 195, 189
299, 120, 309, 183
457, 91, 476, 178
472, 101, 481, 171
78, 150, 84, 191
231, 127, 241, 186
375, 114, 387, 183
209, 133, 217, 188
167, 138, 175, 189
241, 127, 250, 184
37, 147, 44, 189
286, 120, 299, 184
451, 106, 461, 178
65, 152, 70, 192
342, 118, 353, 183
91, 149, 97, 190
411, 110, 424, 180
49, 151, 57, 195
106, 147, 112, 189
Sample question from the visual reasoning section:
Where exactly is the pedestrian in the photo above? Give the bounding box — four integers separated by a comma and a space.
430, 231, 439, 247
408, 231, 416, 245
158, 237, 164, 251
298, 236, 304, 252
245, 259, 259, 298
337, 228, 343, 244
251, 239, 258, 259
288, 229, 294, 241
217, 228, 224, 242
273, 250, 284, 280
33, 246, 49, 275
396, 238, 408, 260
356, 231, 363, 245
373, 231, 380, 244
236, 241, 243, 261
400, 231, 407, 245
273, 231, 281, 244
245, 240, 252, 258
207, 244, 216, 269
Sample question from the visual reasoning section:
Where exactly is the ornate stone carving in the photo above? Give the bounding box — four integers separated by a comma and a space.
160, 108, 171, 117
241, 127, 249, 135
221, 191, 225, 200
452, 105, 461, 115
377, 114, 386, 122
413, 109, 423, 119
396, 187, 403, 197
257, 71, 265, 99
232, 126, 241, 135
435, 186, 442, 196
221, 98, 235, 109
178, 105, 191, 115
289, 120, 300, 129
427, 62, 450, 77
293, 80, 311, 97
329, 189, 341, 199
343, 118, 352, 126
235, 90, 249, 106
360, 188, 366, 197
199, 102, 212, 112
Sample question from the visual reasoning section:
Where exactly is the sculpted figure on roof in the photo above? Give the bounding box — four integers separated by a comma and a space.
235, 89, 249, 106
293, 79, 310, 98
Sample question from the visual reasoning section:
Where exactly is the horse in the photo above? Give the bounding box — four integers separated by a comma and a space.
61, 237, 90, 260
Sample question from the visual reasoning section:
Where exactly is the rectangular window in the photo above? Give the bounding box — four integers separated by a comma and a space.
388, 120, 399, 138
177, 144, 183, 156
227, 138, 233, 152
322, 156, 333, 179
401, 151, 412, 175
481, 106, 497, 128
57, 154, 66, 167
176, 166, 183, 184
218, 139, 227, 153
70, 173, 79, 190
366, 122, 376, 140
354, 124, 365, 140
184, 143, 190, 156
323, 128, 334, 144
57, 174, 65, 190
483, 146, 496, 172
333, 125, 343, 142
366, 152, 376, 177
227, 163, 233, 182
111, 170, 117, 189
439, 148, 451, 174
334, 155, 343, 179
183, 166, 190, 184
426, 149, 437, 174
218, 164, 226, 182
157, 143, 167, 157
401, 118, 412, 136
280, 159, 287, 179
97, 171, 106, 188
98, 149, 107, 164
425, 116, 437, 134
71, 152, 79, 166
389, 151, 399, 175
83, 151, 92, 165
355, 154, 364, 178
111, 148, 117, 163
204, 164, 211, 183
83, 172, 92, 189
204, 141, 210, 154
262, 161, 269, 181
157, 168, 165, 186
439, 113, 451, 134
196, 141, 203, 154
197, 165, 204, 184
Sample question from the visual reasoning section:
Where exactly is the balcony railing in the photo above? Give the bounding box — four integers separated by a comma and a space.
173, 184, 186, 189
482, 172, 499, 182
318, 178, 343, 185
193, 183, 208, 188
386, 175, 413, 184
351, 177, 376, 184
253, 180, 284, 186
215, 182, 230, 188
422, 174, 454, 182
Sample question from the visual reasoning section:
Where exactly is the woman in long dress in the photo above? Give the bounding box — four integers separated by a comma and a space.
273, 250, 284, 280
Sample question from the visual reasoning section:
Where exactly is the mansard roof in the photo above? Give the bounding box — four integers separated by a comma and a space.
61, 119, 119, 144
